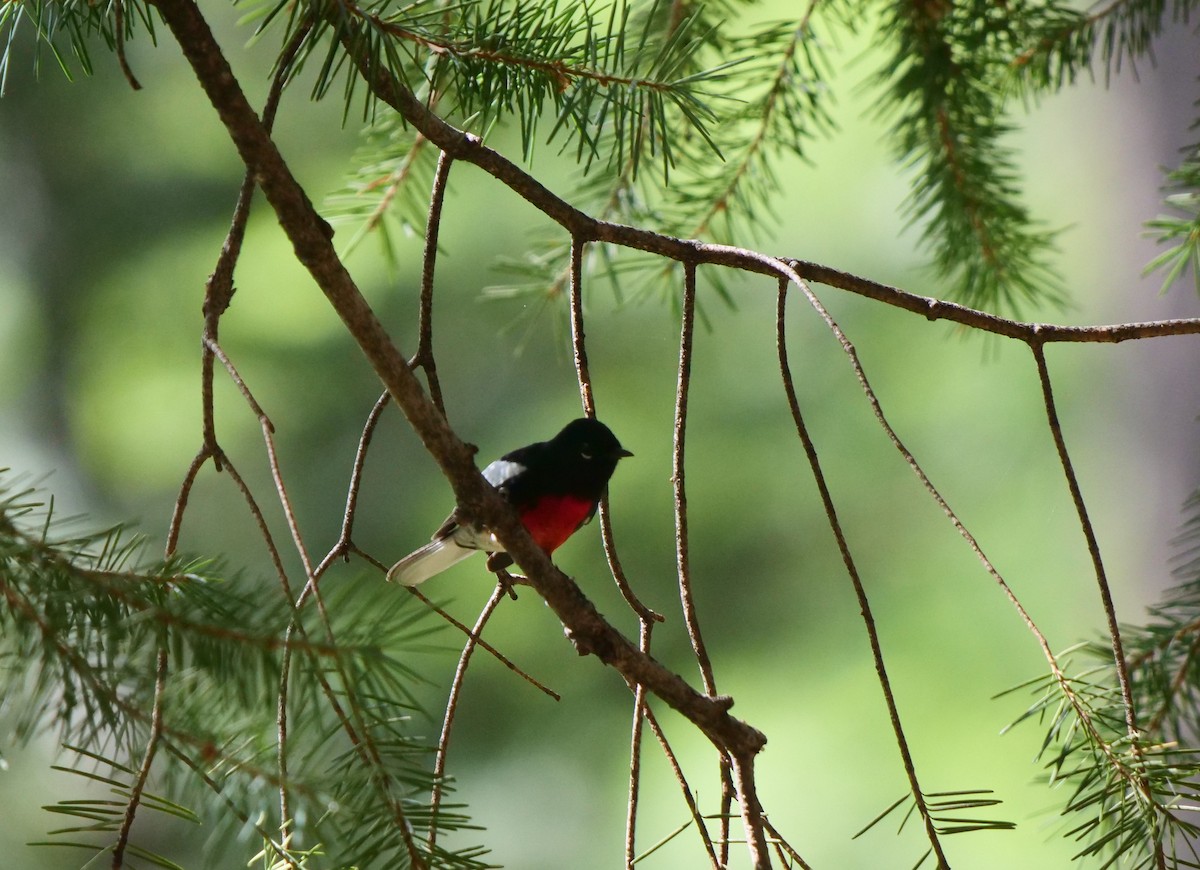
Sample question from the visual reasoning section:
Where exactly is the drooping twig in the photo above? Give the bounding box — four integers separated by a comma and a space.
111, 647, 167, 869
165, 448, 213, 558
112, 0, 141, 91
1030, 341, 1162, 868
569, 238, 598, 417
624, 619, 652, 870
672, 262, 739, 859
318, 389, 392, 573
1031, 342, 1138, 734
429, 582, 508, 849
566, 237, 671, 864
673, 263, 718, 696
413, 149, 453, 416
776, 279, 948, 869
639, 702, 721, 869
197, 20, 308, 469
405, 585, 559, 699
568, 237, 662, 623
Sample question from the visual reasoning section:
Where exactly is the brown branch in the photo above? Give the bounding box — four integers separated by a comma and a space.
624, 619, 652, 870
776, 279, 948, 869
1030, 342, 1163, 869
673, 262, 739, 859
331, 39, 1200, 346
156, 0, 765, 768
111, 647, 167, 869
569, 237, 662, 623
673, 263, 717, 696
429, 582, 508, 849
112, 0, 142, 91
413, 148, 453, 416
405, 585, 559, 699
317, 389, 392, 573
640, 703, 721, 869
165, 448, 212, 558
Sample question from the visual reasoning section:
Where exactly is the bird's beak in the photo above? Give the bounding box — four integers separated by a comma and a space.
619, 448, 634, 458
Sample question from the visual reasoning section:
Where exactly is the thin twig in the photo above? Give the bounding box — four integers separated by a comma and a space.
673, 264, 717, 696
405, 585, 559, 699
776, 279, 948, 869
429, 583, 508, 848
165, 448, 213, 558
197, 21, 305, 467
112, 0, 142, 90
1030, 341, 1163, 868
762, 817, 813, 870
567, 237, 669, 864
673, 263, 739, 859
641, 704, 722, 869
111, 647, 167, 869
1031, 341, 1139, 736
569, 238, 598, 417
413, 148, 453, 416
205, 337, 272, 428
569, 237, 662, 623
221, 456, 293, 598
317, 389, 392, 574
624, 619, 652, 870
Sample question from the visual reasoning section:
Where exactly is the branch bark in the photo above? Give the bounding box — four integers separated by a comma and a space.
154, 0, 766, 763
339, 25, 1200, 345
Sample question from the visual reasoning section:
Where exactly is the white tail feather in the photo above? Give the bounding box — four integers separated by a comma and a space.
386, 538, 475, 586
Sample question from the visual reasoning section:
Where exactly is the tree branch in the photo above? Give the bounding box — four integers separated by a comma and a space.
155, 0, 765, 764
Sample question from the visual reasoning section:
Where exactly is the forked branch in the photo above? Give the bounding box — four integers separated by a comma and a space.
155, 0, 768, 774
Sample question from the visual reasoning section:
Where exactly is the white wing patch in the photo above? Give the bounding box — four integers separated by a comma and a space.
483, 459, 526, 488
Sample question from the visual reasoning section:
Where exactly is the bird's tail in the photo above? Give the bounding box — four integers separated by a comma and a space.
386, 537, 475, 586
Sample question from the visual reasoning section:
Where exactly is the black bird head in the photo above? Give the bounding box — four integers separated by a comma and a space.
537, 417, 632, 500
552, 417, 633, 461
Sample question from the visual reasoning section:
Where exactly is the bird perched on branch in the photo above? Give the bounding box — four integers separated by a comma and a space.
387, 417, 632, 587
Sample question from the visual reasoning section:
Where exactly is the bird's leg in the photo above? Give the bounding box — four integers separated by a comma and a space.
487, 552, 521, 599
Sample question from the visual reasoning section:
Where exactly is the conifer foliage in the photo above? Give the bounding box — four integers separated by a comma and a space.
3, 1, 1200, 868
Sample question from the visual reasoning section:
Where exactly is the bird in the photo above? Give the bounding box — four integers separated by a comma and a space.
387, 417, 632, 587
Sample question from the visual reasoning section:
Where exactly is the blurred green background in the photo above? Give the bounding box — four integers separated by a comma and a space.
2, 4, 1200, 868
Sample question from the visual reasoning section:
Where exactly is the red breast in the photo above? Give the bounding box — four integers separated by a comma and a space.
518, 495, 596, 553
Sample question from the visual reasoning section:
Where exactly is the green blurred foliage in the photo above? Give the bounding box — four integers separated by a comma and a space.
1, 4, 1199, 869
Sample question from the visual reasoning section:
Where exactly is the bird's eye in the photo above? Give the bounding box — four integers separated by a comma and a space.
580, 450, 594, 460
